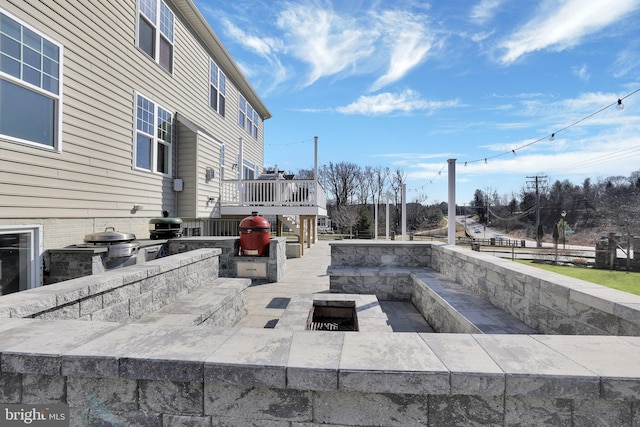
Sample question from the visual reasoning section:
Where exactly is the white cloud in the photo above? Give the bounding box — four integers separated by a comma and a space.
369, 11, 434, 91
277, 2, 377, 87
498, 0, 640, 64
335, 90, 458, 115
572, 64, 591, 82
470, 0, 505, 24
613, 44, 640, 78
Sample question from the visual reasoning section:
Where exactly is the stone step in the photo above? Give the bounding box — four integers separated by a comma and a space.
134, 278, 250, 327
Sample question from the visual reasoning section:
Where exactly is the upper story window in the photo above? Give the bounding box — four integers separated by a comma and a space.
137, 0, 174, 73
210, 60, 226, 116
134, 93, 172, 175
238, 94, 259, 139
0, 10, 62, 149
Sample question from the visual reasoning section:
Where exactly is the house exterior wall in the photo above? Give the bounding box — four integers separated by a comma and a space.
0, 0, 269, 250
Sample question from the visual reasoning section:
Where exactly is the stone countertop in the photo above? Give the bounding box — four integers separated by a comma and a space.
1, 318, 640, 401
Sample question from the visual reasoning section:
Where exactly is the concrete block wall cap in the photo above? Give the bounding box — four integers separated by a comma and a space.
533, 335, 640, 378
3, 295, 58, 318
339, 369, 450, 395
204, 328, 292, 367
340, 332, 448, 372
473, 334, 601, 399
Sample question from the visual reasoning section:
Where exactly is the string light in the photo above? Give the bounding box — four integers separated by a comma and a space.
265, 137, 314, 147
460, 89, 638, 166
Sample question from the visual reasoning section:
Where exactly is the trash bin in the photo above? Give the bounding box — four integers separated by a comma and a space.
239, 212, 271, 256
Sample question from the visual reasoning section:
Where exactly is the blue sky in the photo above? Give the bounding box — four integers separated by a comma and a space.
195, 0, 640, 204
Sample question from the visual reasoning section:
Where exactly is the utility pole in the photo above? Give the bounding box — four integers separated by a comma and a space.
526, 175, 547, 247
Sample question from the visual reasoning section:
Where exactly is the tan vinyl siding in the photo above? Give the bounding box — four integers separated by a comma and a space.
196, 132, 222, 218
0, 0, 266, 226
176, 125, 198, 218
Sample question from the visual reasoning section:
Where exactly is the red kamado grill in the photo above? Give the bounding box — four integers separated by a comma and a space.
239, 212, 270, 256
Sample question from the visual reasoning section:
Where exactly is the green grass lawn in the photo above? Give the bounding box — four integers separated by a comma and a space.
517, 261, 640, 295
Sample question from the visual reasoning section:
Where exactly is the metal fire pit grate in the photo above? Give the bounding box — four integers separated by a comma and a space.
306, 300, 358, 331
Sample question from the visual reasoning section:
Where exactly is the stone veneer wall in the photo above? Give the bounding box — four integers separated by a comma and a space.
0, 321, 639, 426
430, 243, 640, 336
168, 236, 287, 282
329, 241, 640, 336
0, 249, 220, 322
1, 241, 640, 425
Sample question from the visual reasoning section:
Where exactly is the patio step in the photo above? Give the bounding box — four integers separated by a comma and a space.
133, 278, 250, 327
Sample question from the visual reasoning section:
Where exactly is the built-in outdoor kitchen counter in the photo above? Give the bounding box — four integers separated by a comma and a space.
46, 239, 166, 284
46, 236, 288, 285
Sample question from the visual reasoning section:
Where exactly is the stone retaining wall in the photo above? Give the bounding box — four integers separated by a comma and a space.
0, 321, 639, 426
1, 241, 640, 425
0, 249, 220, 323
168, 237, 287, 282
431, 243, 640, 335
329, 241, 640, 336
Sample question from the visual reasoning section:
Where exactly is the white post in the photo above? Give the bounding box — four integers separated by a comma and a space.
447, 159, 456, 245
401, 183, 407, 240
238, 137, 244, 180
238, 137, 244, 204
313, 136, 318, 181
374, 196, 378, 240
385, 195, 390, 240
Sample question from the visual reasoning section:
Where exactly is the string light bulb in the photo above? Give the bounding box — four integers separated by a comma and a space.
484, 158, 488, 164
512, 149, 517, 156
549, 133, 555, 141
618, 99, 624, 110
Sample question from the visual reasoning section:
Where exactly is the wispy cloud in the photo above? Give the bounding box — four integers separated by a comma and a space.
497, 0, 640, 64
572, 64, 591, 82
613, 43, 640, 78
470, 0, 505, 24
335, 90, 458, 116
369, 10, 434, 91
276, 2, 376, 87
207, 0, 436, 92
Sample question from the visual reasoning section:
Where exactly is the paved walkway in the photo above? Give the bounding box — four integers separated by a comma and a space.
235, 240, 433, 332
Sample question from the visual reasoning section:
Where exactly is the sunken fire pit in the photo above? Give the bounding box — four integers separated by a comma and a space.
306, 300, 359, 331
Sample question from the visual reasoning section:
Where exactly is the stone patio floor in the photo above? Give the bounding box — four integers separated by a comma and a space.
235, 240, 434, 332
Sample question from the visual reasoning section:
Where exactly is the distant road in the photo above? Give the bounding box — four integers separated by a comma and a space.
455, 215, 595, 252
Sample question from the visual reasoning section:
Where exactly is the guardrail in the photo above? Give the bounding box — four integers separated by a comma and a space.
220, 179, 327, 208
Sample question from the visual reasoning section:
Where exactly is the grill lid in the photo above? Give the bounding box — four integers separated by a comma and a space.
84, 227, 136, 243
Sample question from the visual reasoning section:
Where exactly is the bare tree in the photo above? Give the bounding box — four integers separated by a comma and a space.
327, 162, 361, 208
295, 168, 314, 179
333, 204, 360, 236
389, 168, 407, 231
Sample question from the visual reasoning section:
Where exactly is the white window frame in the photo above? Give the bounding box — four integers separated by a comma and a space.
133, 92, 173, 176
0, 8, 63, 151
242, 160, 256, 180
238, 94, 258, 139
0, 225, 43, 292
209, 60, 226, 116
136, 0, 174, 73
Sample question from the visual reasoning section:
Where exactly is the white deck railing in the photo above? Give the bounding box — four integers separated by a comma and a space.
221, 179, 327, 208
